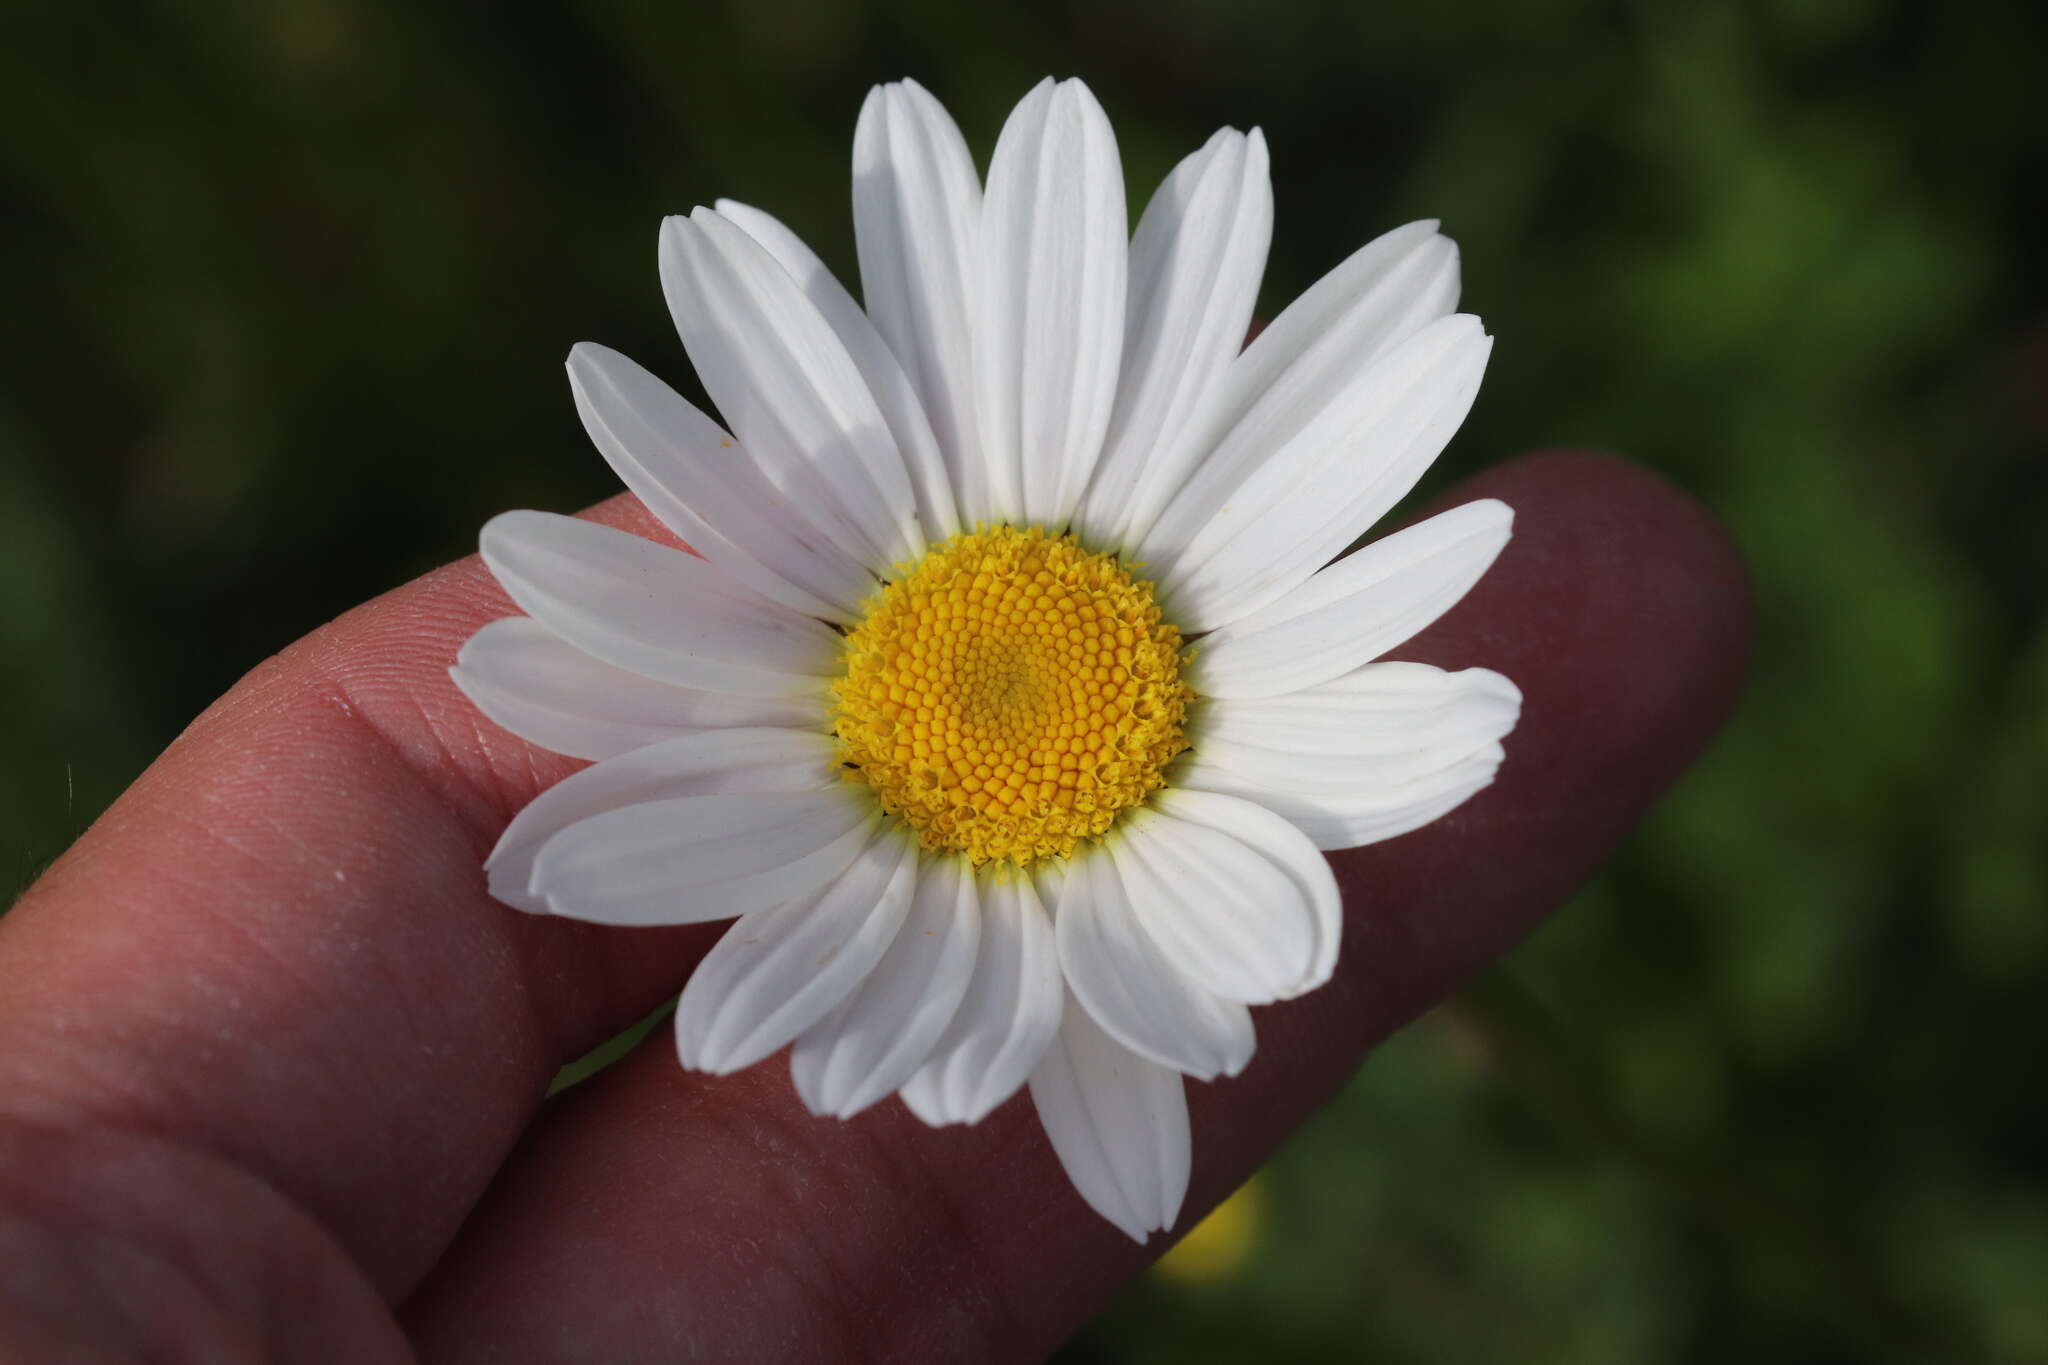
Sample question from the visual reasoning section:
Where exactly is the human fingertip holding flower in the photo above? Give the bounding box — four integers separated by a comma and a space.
451, 75, 1520, 1242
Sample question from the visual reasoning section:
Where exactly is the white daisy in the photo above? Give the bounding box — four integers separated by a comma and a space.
453, 76, 1520, 1242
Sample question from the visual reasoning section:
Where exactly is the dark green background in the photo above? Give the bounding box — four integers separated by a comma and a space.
4, 1, 2045, 1360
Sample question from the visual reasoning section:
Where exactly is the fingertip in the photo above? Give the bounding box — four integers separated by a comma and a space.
1450, 448, 1752, 675
1324, 448, 1753, 997
1408, 448, 1752, 791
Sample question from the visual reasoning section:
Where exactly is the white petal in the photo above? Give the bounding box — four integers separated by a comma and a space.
566, 342, 875, 622
1106, 795, 1324, 1005
1117, 218, 1458, 557
452, 616, 820, 762
791, 852, 980, 1119
1029, 857, 1068, 907
480, 510, 840, 696
974, 77, 1126, 528
1190, 660, 1522, 788
530, 787, 879, 927
660, 209, 923, 571
483, 727, 839, 914
1054, 846, 1255, 1080
1148, 314, 1493, 631
1194, 657, 1519, 739
897, 866, 1063, 1126
1281, 749, 1506, 851
1028, 987, 1191, 1243
1072, 127, 1271, 549
715, 199, 962, 543
852, 79, 983, 517
1187, 499, 1513, 700
676, 827, 918, 1074
1181, 664, 1516, 853
1157, 787, 1344, 996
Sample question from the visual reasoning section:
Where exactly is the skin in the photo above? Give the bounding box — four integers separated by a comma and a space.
0, 450, 1750, 1363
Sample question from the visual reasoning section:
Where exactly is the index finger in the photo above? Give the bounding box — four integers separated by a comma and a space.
397, 449, 1750, 1362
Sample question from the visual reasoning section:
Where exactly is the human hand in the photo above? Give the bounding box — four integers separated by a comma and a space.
0, 449, 1746, 1363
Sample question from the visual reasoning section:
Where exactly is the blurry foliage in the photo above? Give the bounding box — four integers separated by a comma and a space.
3, 0, 2045, 1359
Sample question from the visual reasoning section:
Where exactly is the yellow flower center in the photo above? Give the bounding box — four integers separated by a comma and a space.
832, 525, 1193, 867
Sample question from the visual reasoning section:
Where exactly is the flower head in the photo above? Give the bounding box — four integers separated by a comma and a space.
834, 524, 1193, 866
453, 76, 1520, 1241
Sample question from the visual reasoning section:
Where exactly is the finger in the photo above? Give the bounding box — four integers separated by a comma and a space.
400, 450, 1751, 1363
0, 494, 751, 1301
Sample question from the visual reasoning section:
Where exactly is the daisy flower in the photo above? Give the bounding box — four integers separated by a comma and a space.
453, 76, 1520, 1242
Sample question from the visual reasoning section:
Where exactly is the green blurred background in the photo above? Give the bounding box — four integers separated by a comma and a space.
4, 1, 2044, 1360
